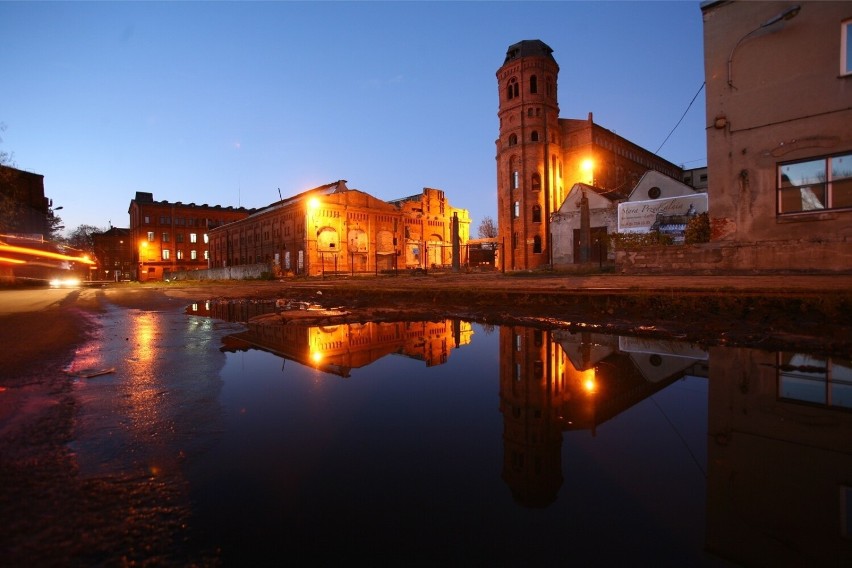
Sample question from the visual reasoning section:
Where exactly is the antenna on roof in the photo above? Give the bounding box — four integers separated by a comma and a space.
278, 187, 283, 201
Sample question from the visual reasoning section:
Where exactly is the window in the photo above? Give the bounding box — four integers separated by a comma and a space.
203, 250, 208, 260
512, 170, 519, 190
508, 133, 517, 146
533, 235, 542, 253
162, 232, 169, 242
507, 77, 519, 100
190, 233, 198, 243
842, 19, 852, 76
778, 153, 852, 214
191, 250, 198, 260
176, 250, 183, 260
531, 173, 541, 191
529, 75, 537, 94
144, 216, 150, 224
513, 201, 520, 218
162, 249, 170, 260
147, 231, 155, 242
778, 353, 851, 409
532, 205, 542, 223
176, 233, 183, 243
531, 131, 539, 142
203, 234, 209, 244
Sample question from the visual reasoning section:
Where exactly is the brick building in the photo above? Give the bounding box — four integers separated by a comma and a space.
208, 180, 470, 277
128, 192, 252, 281
0, 164, 50, 237
91, 227, 134, 281
495, 40, 683, 271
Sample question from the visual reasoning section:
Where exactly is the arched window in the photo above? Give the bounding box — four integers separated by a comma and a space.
531, 131, 539, 142
532, 205, 542, 223
508, 133, 517, 146
513, 201, 520, 218
529, 75, 538, 94
533, 235, 542, 253
531, 173, 541, 191
507, 78, 519, 100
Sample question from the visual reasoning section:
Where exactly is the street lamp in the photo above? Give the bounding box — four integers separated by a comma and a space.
727, 4, 801, 88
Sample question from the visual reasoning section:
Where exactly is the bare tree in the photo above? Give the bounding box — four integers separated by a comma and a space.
65, 224, 106, 256
477, 216, 498, 239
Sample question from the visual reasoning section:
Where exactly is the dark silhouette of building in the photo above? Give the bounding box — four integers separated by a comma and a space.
92, 227, 133, 281
0, 164, 50, 237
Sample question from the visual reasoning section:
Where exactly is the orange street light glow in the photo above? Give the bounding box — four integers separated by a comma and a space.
0, 243, 96, 264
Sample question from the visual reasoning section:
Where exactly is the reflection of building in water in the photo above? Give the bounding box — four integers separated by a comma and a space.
220, 318, 473, 377
186, 299, 277, 323
707, 347, 852, 566
499, 327, 708, 507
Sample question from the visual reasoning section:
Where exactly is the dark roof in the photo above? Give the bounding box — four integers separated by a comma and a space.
503, 40, 556, 65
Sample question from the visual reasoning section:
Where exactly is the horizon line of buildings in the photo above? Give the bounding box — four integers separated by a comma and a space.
4, 1, 850, 282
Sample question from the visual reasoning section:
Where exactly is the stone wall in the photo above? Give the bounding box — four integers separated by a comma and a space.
165, 263, 271, 281
616, 238, 852, 274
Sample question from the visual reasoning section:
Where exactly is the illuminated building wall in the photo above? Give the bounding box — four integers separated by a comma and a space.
495, 40, 683, 270
209, 181, 470, 277
128, 191, 252, 281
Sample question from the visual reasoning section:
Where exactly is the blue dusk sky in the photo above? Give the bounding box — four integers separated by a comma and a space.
1, 0, 707, 236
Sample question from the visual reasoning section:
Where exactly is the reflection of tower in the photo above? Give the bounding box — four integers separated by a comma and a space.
498, 326, 565, 507
496, 40, 560, 271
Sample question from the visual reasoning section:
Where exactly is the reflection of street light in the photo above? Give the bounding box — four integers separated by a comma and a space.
139, 241, 148, 281
727, 4, 801, 88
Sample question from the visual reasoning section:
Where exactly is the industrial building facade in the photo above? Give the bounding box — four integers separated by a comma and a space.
128, 192, 252, 281
207, 180, 470, 277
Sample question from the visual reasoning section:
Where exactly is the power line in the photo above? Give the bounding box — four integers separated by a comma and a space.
656, 82, 705, 155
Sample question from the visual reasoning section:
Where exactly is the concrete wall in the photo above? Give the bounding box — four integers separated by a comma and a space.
165, 263, 270, 281
702, 1, 852, 270
616, 237, 852, 274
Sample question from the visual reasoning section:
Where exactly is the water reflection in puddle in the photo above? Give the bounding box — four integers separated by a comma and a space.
182, 300, 852, 566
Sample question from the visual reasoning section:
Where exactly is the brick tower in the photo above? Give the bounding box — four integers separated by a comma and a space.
496, 40, 561, 271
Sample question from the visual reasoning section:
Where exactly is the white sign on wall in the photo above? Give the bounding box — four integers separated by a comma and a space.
617, 194, 708, 233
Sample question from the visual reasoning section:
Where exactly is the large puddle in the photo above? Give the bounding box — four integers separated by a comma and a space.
175, 300, 852, 565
